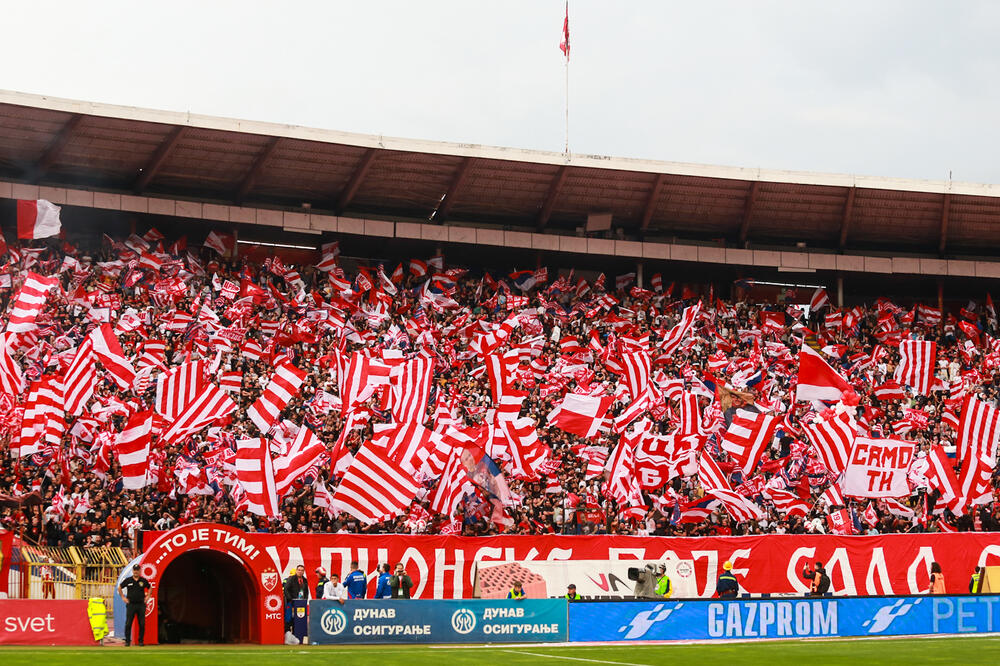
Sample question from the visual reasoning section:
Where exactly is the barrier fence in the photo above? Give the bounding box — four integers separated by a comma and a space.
5, 543, 129, 620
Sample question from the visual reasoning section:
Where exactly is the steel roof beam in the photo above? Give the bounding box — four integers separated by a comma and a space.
134, 126, 184, 194
640, 173, 666, 231
838, 186, 856, 249
737, 181, 759, 244
336, 148, 377, 215
236, 137, 281, 204
432, 156, 473, 223
536, 165, 569, 230
939, 193, 951, 255
30, 114, 83, 183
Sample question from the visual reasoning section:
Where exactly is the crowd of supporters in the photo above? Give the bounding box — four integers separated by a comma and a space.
0, 227, 998, 553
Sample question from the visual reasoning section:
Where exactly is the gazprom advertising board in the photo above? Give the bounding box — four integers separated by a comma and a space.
569, 595, 1000, 642
309, 599, 567, 644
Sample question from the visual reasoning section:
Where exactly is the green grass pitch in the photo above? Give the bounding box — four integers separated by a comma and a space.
1, 636, 996, 665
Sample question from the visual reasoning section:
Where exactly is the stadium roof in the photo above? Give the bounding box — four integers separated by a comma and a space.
0, 89, 998, 257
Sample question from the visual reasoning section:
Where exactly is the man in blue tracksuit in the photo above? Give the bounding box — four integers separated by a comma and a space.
344, 560, 368, 599
374, 563, 393, 599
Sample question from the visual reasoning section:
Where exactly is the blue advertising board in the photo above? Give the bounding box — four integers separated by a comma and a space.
569, 595, 1000, 642
309, 599, 568, 644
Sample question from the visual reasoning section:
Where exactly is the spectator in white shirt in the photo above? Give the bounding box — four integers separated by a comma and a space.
322, 574, 348, 604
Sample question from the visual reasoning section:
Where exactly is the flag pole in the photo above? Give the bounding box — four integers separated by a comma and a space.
564, 0, 570, 154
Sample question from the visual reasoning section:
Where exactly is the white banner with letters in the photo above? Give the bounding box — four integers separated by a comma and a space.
843, 437, 915, 498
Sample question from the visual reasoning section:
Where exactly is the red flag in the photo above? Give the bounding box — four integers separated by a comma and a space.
559, 2, 570, 60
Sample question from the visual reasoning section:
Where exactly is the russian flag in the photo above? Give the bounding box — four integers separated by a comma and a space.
17, 199, 62, 239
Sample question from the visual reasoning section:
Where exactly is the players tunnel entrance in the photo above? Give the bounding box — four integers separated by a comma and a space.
157, 549, 260, 644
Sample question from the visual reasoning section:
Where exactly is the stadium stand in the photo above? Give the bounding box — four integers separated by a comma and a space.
0, 91, 998, 560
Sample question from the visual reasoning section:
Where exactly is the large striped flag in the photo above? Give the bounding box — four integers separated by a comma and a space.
116, 410, 153, 490
247, 363, 308, 433
763, 486, 810, 517
697, 452, 733, 493
924, 444, 962, 512
385, 420, 449, 476
547, 392, 613, 439
0, 333, 23, 397
707, 488, 765, 523
658, 302, 701, 359
801, 410, 856, 475
273, 426, 326, 498
331, 444, 420, 524
429, 445, 474, 517
795, 343, 852, 402
6, 272, 59, 333
956, 395, 1000, 508
63, 338, 96, 416
499, 417, 550, 480
340, 352, 391, 415
235, 437, 279, 517
389, 356, 433, 424
894, 339, 937, 396
18, 375, 64, 458
618, 350, 651, 401
88, 323, 136, 390
721, 409, 779, 475
155, 360, 207, 418
161, 384, 238, 445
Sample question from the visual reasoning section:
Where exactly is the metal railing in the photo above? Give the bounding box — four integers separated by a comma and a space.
8, 543, 130, 617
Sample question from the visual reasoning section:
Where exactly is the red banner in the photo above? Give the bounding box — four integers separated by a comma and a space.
143, 527, 1000, 599
0, 600, 93, 645
0, 530, 11, 596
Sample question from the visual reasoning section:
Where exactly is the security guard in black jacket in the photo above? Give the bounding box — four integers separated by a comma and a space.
119, 565, 150, 646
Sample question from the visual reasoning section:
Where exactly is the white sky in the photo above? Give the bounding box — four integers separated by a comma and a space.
3, 1, 1000, 183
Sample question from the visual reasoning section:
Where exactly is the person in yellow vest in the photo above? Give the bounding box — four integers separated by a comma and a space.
565, 584, 582, 601
970, 566, 982, 594
655, 564, 672, 599
87, 597, 109, 643
507, 580, 526, 600
929, 562, 946, 594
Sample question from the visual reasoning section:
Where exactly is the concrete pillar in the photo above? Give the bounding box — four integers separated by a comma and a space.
636, 261, 644, 289
836, 275, 844, 308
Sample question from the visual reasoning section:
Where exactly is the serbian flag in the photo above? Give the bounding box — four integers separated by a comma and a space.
17, 200, 62, 239
796, 343, 852, 402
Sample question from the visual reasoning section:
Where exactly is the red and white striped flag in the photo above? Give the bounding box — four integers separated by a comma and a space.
894, 339, 937, 396
18, 375, 64, 457
235, 437, 279, 517
219, 370, 243, 393
340, 352, 391, 415
924, 444, 961, 512
583, 446, 609, 478
873, 380, 906, 401
801, 410, 856, 475
819, 483, 846, 508
956, 394, 1000, 508
204, 230, 236, 256
6, 272, 59, 333
63, 338, 96, 416
429, 445, 474, 517
764, 487, 810, 517
547, 393, 613, 439
273, 426, 326, 498
809, 288, 830, 312
795, 343, 852, 402
316, 241, 340, 272
0, 333, 24, 397
17, 199, 62, 239
116, 410, 153, 490
384, 421, 448, 476
331, 444, 420, 524
659, 302, 701, 358
390, 356, 433, 424
248, 363, 308, 433
499, 417, 550, 479
161, 384, 238, 445
155, 360, 207, 419
721, 409, 779, 475
88, 323, 136, 390
697, 452, 732, 492
707, 488, 764, 523
618, 350, 651, 401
